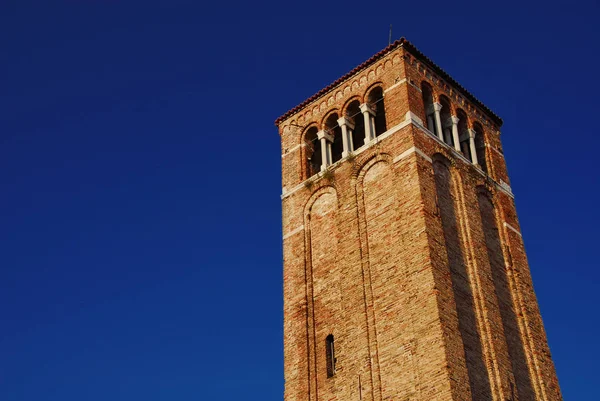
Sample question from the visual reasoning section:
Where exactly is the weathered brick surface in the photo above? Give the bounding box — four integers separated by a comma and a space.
278, 41, 561, 401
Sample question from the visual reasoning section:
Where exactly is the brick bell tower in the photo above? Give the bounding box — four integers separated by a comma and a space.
276, 38, 561, 401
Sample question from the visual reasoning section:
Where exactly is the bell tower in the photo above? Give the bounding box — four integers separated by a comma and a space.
276, 38, 561, 401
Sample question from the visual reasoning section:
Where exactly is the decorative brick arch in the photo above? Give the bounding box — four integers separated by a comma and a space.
364, 81, 385, 99
341, 95, 362, 116
438, 94, 454, 114
352, 152, 393, 180
299, 122, 319, 145
320, 109, 341, 130
303, 185, 339, 217
432, 152, 456, 169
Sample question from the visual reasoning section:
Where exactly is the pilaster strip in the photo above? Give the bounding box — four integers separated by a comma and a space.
454, 171, 506, 399
500, 221, 548, 400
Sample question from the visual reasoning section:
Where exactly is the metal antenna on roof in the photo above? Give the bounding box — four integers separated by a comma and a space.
388, 24, 392, 45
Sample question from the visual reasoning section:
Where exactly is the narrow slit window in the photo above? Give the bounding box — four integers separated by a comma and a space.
326, 334, 336, 377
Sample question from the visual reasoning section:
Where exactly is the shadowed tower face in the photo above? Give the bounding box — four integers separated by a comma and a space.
276, 38, 562, 401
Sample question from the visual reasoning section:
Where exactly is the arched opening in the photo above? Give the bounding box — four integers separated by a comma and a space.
439, 96, 454, 147
367, 86, 387, 136
456, 109, 470, 160
477, 188, 535, 400
421, 82, 437, 136
325, 334, 336, 378
304, 126, 321, 178
473, 122, 487, 173
346, 100, 365, 151
433, 156, 493, 399
324, 113, 343, 163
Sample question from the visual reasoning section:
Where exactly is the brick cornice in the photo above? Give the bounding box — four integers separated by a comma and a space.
275, 38, 503, 128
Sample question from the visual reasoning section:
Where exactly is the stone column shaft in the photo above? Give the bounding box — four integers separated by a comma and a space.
468, 128, 479, 165
451, 115, 461, 151
337, 117, 355, 157
360, 103, 376, 144
433, 102, 444, 141
317, 130, 333, 171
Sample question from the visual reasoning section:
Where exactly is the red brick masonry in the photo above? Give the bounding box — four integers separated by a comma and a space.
277, 40, 562, 401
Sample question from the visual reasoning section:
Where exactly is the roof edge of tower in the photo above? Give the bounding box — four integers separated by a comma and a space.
274, 37, 503, 128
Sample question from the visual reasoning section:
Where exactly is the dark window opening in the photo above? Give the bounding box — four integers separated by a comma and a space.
326, 334, 336, 378
305, 127, 321, 178
421, 82, 437, 136
473, 123, 487, 173
456, 109, 471, 161
346, 100, 365, 150
367, 87, 387, 136
439, 96, 454, 147
325, 113, 343, 163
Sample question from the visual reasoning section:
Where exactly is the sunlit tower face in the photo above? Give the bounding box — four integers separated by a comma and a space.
276, 38, 562, 401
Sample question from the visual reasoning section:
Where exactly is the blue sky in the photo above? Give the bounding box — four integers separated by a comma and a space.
1, 1, 598, 400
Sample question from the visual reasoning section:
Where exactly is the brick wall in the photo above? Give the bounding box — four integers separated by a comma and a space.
278, 42, 562, 401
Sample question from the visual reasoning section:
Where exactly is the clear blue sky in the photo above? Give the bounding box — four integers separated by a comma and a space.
1, 1, 598, 400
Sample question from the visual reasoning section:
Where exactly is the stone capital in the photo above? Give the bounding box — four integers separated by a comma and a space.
337, 117, 355, 130
451, 115, 460, 125
360, 103, 376, 116
433, 102, 443, 112
468, 128, 477, 139
317, 130, 333, 142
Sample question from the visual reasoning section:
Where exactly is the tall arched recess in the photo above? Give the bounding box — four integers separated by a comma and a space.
476, 188, 535, 401
432, 156, 492, 400
303, 188, 341, 401
356, 156, 410, 397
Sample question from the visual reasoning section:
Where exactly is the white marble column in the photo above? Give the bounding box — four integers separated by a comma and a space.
433, 102, 444, 141
468, 128, 479, 165
360, 103, 376, 143
317, 130, 333, 171
450, 115, 461, 151
337, 117, 355, 157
